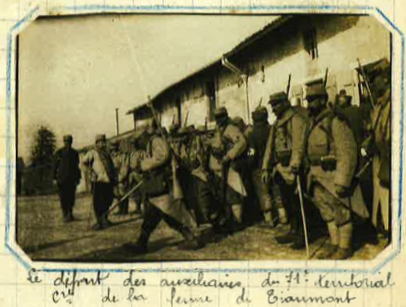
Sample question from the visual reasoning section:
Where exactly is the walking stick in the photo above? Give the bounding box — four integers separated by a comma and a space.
105, 180, 144, 217
87, 181, 96, 231
296, 175, 310, 259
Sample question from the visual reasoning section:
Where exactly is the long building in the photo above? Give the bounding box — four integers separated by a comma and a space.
127, 15, 390, 127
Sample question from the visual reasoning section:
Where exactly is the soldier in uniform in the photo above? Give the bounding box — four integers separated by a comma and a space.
262, 91, 308, 250
53, 135, 81, 222
306, 84, 368, 259
128, 132, 147, 215
362, 64, 391, 240
335, 90, 366, 146
188, 125, 217, 226
209, 107, 248, 229
246, 106, 276, 227
82, 134, 116, 230
124, 119, 202, 254
111, 141, 130, 215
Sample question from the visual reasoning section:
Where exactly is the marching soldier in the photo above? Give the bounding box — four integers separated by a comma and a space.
53, 135, 81, 222
306, 84, 368, 259
111, 140, 130, 215
82, 134, 116, 230
262, 91, 308, 250
246, 106, 276, 227
124, 119, 202, 254
209, 107, 248, 229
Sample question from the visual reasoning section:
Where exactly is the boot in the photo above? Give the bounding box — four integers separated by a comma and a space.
317, 244, 339, 259
262, 211, 276, 228
178, 227, 204, 251
278, 207, 289, 225
317, 222, 339, 259
331, 223, 353, 260
291, 235, 305, 250
123, 230, 149, 254
232, 204, 243, 224
275, 233, 296, 244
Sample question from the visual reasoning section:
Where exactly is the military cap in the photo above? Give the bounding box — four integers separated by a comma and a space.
305, 84, 328, 100
169, 123, 180, 134
336, 90, 352, 105
232, 116, 246, 132
63, 134, 73, 142
214, 107, 228, 118
95, 134, 106, 143
269, 91, 288, 106
252, 106, 268, 121
110, 140, 120, 148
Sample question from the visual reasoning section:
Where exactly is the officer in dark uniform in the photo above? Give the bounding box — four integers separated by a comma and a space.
262, 91, 309, 250
53, 135, 81, 222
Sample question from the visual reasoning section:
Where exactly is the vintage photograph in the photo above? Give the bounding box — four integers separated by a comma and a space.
16, 14, 391, 262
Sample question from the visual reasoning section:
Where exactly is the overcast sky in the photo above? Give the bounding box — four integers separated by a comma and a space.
18, 14, 275, 162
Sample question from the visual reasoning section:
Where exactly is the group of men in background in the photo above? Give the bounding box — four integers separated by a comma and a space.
52, 61, 391, 260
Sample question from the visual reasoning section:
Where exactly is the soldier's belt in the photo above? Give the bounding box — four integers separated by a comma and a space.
309, 156, 337, 171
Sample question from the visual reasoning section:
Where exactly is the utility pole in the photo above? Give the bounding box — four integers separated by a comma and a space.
115, 108, 120, 136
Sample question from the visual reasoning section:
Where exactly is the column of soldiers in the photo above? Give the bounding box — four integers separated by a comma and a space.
53, 61, 390, 259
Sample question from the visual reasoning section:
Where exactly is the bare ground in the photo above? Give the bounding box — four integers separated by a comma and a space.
16, 193, 387, 262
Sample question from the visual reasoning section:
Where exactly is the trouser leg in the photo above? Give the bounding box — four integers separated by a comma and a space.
93, 182, 114, 226
118, 198, 129, 214
57, 185, 68, 219
66, 184, 76, 219
195, 178, 212, 224
252, 170, 274, 225
139, 204, 164, 243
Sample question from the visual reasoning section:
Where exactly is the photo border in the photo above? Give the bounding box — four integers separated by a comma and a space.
5, 4, 405, 274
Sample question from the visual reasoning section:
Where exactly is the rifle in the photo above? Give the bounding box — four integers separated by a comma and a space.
357, 58, 375, 108
323, 68, 329, 88
183, 111, 189, 128
286, 73, 292, 97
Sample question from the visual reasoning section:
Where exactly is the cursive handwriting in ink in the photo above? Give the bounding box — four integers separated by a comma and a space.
236, 287, 251, 304
161, 272, 241, 289
102, 287, 119, 303
267, 288, 356, 304
127, 287, 147, 303
52, 270, 110, 304
167, 287, 212, 307
316, 272, 395, 289
27, 268, 42, 284
261, 273, 280, 288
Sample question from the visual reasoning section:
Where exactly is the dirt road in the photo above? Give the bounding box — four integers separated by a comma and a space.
16, 194, 387, 262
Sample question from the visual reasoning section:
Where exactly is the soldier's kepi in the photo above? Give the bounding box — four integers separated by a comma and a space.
209, 106, 248, 229
306, 84, 369, 260
124, 113, 203, 254
262, 91, 309, 250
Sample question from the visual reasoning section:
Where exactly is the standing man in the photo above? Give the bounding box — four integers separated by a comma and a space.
53, 135, 81, 222
363, 65, 391, 240
306, 84, 367, 259
111, 140, 130, 215
128, 133, 147, 215
82, 134, 116, 230
262, 91, 308, 250
209, 107, 247, 229
246, 106, 275, 227
124, 119, 201, 254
